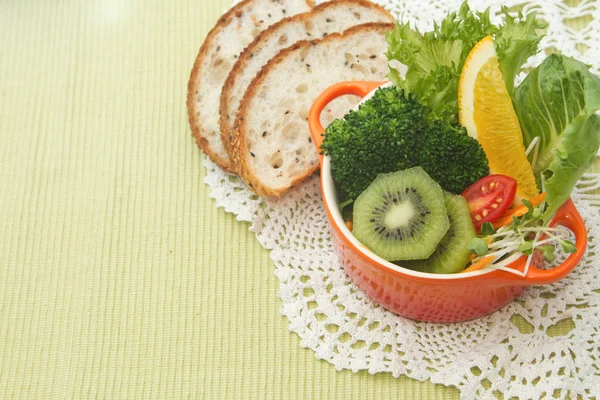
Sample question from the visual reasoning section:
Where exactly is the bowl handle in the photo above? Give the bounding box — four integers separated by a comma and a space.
522, 198, 587, 285
308, 81, 387, 163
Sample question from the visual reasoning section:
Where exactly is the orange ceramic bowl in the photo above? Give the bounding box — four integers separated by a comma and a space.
308, 80, 588, 322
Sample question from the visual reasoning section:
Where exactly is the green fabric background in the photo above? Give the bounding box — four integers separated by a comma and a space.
0, 0, 592, 398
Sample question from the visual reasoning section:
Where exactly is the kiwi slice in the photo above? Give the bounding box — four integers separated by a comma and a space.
352, 167, 450, 261
401, 192, 476, 274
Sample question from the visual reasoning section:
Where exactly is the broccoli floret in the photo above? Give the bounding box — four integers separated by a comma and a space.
418, 120, 490, 194
320, 86, 488, 203
322, 88, 423, 202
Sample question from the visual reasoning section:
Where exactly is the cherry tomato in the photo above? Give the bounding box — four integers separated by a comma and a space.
461, 174, 517, 230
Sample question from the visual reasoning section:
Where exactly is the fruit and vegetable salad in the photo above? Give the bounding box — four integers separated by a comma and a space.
321, 2, 600, 275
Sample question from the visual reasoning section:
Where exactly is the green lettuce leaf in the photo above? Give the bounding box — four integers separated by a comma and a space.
386, 2, 493, 124
385, 22, 462, 123
495, 7, 546, 94
386, 1, 544, 124
514, 54, 600, 220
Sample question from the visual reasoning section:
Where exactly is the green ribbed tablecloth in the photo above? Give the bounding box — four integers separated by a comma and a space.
0, 1, 592, 399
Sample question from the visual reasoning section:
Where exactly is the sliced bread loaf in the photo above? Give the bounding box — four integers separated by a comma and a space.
230, 22, 394, 196
220, 0, 394, 173
187, 0, 314, 172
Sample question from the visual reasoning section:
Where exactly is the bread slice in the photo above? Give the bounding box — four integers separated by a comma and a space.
230, 22, 394, 196
220, 0, 394, 173
187, 0, 314, 172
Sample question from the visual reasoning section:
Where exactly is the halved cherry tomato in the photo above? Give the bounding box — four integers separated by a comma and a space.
461, 175, 517, 231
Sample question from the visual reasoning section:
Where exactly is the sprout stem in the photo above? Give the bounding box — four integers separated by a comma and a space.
525, 136, 540, 157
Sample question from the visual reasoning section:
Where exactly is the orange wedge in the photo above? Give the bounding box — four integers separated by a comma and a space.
458, 36, 539, 199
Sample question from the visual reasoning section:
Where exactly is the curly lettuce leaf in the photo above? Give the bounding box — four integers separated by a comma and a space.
386, 2, 493, 123
514, 54, 600, 220
495, 7, 546, 94
385, 22, 462, 123
434, 3, 497, 46
386, 1, 544, 124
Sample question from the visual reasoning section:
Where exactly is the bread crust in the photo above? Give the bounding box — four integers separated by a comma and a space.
220, 0, 394, 174
231, 22, 395, 196
187, 0, 315, 173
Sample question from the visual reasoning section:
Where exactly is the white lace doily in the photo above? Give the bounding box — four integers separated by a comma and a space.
208, 1, 600, 398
